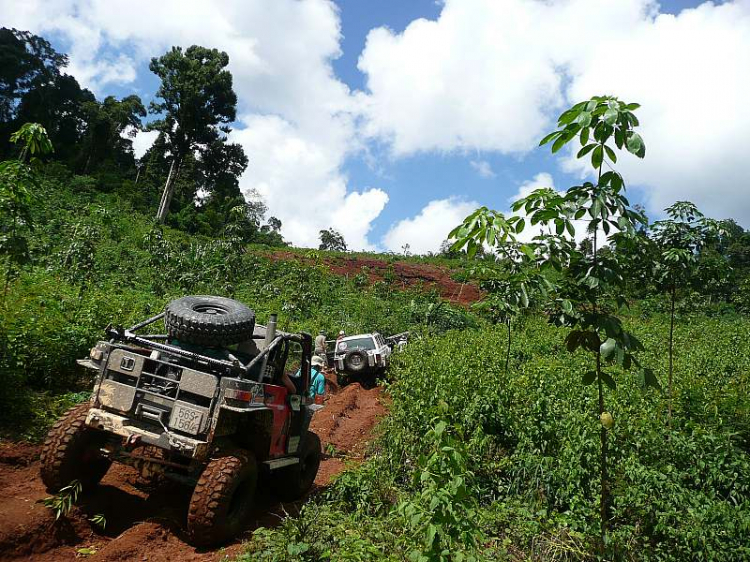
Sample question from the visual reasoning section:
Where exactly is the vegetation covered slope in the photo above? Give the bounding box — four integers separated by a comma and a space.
0, 170, 476, 439
244, 315, 750, 561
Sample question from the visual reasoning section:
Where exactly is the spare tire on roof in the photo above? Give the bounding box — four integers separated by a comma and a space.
165, 295, 255, 346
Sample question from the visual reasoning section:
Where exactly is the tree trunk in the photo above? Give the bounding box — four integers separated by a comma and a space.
156, 157, 180, 223
135, 165, 141, 185
668, 281, 676, 426
505, 319, 512, 372
597, 351, 609, 547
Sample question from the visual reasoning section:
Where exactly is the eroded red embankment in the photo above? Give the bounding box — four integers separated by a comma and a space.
270, 251, 483, 306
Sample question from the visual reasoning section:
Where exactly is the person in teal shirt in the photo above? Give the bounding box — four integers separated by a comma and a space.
292, 355, 327, 402
309, 356, 326, 403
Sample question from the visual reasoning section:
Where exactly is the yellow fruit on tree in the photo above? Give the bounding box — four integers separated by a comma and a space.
600, 412, 614, 429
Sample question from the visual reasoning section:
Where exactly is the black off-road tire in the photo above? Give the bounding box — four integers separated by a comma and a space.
344, 349, 368, 373
187, 450, 258, 547
271, 432, 321, 502
40, 402, 111, 492
165, 295, 255, 347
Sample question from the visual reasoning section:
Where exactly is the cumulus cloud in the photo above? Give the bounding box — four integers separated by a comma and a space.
358, 0, 750, 225
230, 115, 388, 250
1, 0, 384, 248
131, 130, 159, 160
512, 172, 556, 202
382, 197, 479, 255
470, 159, 495, 178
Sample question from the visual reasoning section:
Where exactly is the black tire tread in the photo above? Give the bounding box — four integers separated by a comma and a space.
40, 402, 110, 492
187, 449, 257, 547
164, 295, 255, 346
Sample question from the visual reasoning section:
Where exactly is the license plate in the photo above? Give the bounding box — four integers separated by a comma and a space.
170, 404, 203, 435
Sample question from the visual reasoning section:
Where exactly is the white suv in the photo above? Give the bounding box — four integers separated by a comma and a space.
333, 333, 391, 376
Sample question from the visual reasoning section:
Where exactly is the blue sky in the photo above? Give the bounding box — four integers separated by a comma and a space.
4, 0, 749, 252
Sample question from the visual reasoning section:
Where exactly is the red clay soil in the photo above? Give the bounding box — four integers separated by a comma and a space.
0, 383, 384, 561
270, 251, 483, 306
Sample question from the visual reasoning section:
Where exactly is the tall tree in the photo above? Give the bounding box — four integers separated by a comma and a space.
79, 95, 146, 173
319, 228, 347, 252
148, 45, 240, 222
0, 28, 66, 124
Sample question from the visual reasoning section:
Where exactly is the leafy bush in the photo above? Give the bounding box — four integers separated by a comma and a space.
242, 316, 750, 561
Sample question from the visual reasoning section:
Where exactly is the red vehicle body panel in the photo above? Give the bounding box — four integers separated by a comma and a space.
264, 384, 291, 457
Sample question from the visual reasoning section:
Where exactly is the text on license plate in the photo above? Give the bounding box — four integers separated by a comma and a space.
170, 404, 203, 435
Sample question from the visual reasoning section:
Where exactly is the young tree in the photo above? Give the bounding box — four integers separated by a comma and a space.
319, 228, 347, 252
450, 209, 549, 372
148, 45, 240, 222
0, 123, 53, 303
651, 202, 720, 424
451, 96, 658, 547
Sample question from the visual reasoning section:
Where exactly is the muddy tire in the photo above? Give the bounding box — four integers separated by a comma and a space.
271, 432, 321, 502
187, 450, 258, 547
165, 295, 255, 347
40, 402, 111, 492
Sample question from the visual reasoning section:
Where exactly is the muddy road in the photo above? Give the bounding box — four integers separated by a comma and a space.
0, 383, 385, 561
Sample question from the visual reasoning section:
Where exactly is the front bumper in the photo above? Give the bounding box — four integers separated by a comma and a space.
86, 408, 210, 460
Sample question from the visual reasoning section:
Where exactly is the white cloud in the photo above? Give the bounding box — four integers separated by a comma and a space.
230, 114, 388, 250
1, 0, 384, 248
131, 130, 159, 160
470, 159, 495, 178
382, 197, 479, 255
358, 0, 750, 226
512, 172, 556, 202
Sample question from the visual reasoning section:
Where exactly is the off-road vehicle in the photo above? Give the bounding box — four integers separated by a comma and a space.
40, 295, 322, 546
330, 332, 392, 385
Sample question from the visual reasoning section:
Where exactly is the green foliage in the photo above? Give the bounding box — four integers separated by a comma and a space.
89, 513, 106, 529
319, 228, 348, 252
450, 96, 655, 545
42, 479, 81, 520
0, 123, 53, 302
240, 317, 750, 561
398, 420, 482, 562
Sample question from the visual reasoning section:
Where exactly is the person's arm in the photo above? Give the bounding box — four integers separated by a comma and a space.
281, 372, 296, 395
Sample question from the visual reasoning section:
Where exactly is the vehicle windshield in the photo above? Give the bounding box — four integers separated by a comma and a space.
338, 337, 376, 351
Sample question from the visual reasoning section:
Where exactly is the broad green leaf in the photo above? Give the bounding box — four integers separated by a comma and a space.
582, 371, 596, 385
551, 133, 570, 154
539, 131, 561, 146
603, 108, 618, 125
579, 126, 590, 146
604, 145, 617, 163
600, 371, 617, 390
591, 145, 603, 169
626, 132, 645, 158
577, 143, 597, 158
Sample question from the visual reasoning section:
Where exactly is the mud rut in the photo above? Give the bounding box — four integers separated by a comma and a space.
0, 383, 385, 561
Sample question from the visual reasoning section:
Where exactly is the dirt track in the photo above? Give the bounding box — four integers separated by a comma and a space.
0, 384, 385, 561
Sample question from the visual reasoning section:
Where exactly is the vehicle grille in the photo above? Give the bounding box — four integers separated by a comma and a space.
98, 347, 216, 435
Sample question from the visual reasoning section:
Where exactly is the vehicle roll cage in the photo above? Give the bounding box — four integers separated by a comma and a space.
104, 312, 312, 385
